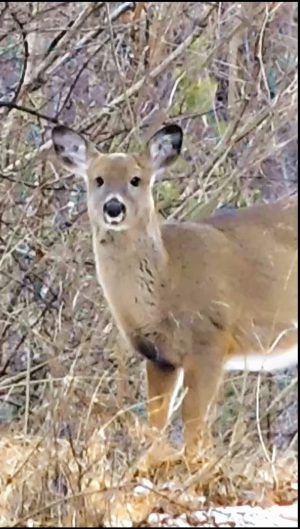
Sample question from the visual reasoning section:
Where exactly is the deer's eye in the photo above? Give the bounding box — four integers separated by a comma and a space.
95, 176, 104, 187
130, 176, 141, 187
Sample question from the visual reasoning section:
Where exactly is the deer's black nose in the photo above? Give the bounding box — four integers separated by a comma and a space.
103, 198, 125, 218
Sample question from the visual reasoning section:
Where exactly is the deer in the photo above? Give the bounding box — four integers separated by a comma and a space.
51, 123, 298, 462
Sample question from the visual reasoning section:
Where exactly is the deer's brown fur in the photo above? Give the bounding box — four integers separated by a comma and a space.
51, 124, 298, 456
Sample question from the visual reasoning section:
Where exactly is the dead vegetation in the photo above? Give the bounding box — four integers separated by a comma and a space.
0, 2, 298, 526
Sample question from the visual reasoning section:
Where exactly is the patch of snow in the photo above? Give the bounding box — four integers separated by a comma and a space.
147, 502, 298, 527
133, 478, 154, 496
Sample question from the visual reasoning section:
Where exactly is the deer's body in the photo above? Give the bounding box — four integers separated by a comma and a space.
51, 124, 298, 456
94, 193, 297, 369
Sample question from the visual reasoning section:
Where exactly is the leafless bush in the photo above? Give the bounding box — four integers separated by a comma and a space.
0, 2, 298, 526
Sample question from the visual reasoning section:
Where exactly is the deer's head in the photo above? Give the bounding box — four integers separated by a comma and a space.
52, 124, 183, 232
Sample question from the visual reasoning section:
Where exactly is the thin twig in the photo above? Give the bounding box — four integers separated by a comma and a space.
0, 101, 60, 124
80, 4, 217, 133
105, 2, 139, 144
20, 2, 103, 94
7, 8, 29, 108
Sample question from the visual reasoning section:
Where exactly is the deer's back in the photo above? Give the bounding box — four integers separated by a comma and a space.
161, 194, 297, 355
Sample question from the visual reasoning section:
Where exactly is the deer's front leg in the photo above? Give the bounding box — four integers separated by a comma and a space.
143, 361, 184, 465
182, 349, 224, 457
146, 360, 181, 430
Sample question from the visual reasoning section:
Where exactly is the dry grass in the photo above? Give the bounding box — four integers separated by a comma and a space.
0, 2, 298, 526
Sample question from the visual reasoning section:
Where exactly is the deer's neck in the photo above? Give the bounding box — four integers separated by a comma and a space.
92, 217, 168, 332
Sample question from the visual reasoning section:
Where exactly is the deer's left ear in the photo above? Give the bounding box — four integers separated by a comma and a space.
145, 124, 183, 170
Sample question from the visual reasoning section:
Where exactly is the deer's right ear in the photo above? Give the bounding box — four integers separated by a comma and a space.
51, 126, 94, 178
